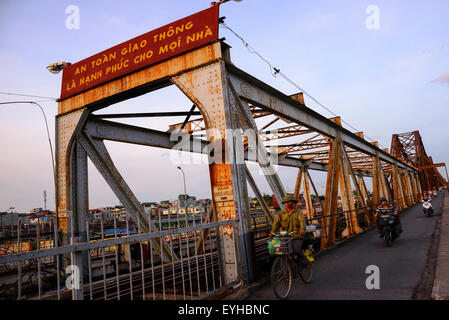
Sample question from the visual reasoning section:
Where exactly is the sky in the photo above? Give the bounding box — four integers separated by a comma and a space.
0, 0, 448, 212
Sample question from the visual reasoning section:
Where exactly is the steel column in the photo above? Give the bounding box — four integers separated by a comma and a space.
322, 133, 342, 247
69, 141, 89, 299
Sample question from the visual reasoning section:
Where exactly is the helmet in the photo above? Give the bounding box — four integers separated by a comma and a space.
380, 197, 388, 202
282, 195, 299, 203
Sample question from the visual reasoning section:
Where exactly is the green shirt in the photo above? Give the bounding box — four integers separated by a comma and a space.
271, 208, 306, 239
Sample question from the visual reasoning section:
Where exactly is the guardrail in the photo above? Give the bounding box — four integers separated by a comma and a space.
0, 212, 238, 300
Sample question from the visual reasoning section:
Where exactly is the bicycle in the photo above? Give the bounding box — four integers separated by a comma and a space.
268, 225, 320, 300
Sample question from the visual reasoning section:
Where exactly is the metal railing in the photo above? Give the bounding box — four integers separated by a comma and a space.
251, 194, 419, 262
0, 211, 238, 300
0, 194, 421, 299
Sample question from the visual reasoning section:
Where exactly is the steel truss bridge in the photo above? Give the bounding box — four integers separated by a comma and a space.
1, 11, 448, 300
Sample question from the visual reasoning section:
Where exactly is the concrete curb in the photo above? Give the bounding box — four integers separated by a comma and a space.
431, 190, 449, 300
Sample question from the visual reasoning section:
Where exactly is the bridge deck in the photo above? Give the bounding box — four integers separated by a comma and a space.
247, 191, 446, 300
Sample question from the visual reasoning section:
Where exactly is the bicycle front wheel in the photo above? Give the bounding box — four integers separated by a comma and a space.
271, 256, 292, 300
299, 261, 313, 284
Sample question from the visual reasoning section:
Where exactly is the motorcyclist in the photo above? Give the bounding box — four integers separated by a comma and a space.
271, 195, 309, 267
423, 191, 431, 202
375, 197, 403, 237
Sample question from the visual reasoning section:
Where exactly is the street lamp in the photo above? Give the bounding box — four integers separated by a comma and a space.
212, 0, 243, 6
217, 0, 243, 3
46, 62, 71, 74
177, 166, 187, 210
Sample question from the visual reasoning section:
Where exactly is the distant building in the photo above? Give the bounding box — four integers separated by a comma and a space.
111, 206, 127, 220
29, 210, 55, 225
174, 194, 197, 208
0, 212, 32, 226
142, 202, 158, 215
159, 200, 170, 208
161, 206, 204, 215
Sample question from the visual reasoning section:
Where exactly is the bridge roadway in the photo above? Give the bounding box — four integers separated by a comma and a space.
247, 191, 445, 300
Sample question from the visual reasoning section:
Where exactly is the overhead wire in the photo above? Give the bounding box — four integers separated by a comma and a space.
220, 21, 388, 149
0, 91, 57, 101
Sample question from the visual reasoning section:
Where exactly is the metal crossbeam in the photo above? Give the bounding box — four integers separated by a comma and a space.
226, 63, 417, 173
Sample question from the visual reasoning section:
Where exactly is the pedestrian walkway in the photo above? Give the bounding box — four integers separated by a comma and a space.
432, 190, 449, 299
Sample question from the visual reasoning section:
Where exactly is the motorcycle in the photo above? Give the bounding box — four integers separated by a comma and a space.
378, 212, 399, 247
422, 199, 433, 217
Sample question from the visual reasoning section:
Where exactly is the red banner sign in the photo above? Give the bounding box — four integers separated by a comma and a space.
60, 6, 219, 99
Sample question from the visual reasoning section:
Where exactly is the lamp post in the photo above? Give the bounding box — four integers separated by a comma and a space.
214, 0, 243, 5
177, 167, 187, 209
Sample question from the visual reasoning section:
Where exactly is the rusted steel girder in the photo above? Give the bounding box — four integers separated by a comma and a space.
55, 40, 427, 295
171, 60, 247, 284
226, 63, 417, 174
391, 131, 448, 190
322, 132, 342, 247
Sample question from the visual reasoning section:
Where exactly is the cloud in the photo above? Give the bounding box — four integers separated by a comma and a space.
430, 71, 449, 86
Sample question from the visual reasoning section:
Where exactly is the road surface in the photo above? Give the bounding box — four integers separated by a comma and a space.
248, 193, 444, 300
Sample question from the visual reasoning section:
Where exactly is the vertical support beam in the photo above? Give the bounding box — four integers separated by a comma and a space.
322, 133, 342, 247
245, 165, 274, 224
357, 174, 374, 225
341, 145, 370, 228
382, 168, 394, 203
308, 171, 324, 213
172, 61, 252, 285
371, 153, 381, 210
294, 166, 304, 200
392, 164, 407, 210
379, 165, 391, 202
357, 175, 371, 207
303, 167, 313, 219
55, 109, 88, 240
415, 172, 423, 200
69, 141, 89, 300
338, 148, 362, 237
396, 166, 408, 208
230, 151, 254, 284
403, 170, 414, 205
408, 171, 418, 203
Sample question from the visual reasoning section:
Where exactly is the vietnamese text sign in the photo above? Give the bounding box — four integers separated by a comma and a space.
60, 6, 219, 99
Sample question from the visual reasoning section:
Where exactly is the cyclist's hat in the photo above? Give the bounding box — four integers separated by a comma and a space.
282, 195, 299, 203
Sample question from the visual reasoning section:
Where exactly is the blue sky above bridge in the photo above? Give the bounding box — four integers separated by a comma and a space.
0, 0, 448, 211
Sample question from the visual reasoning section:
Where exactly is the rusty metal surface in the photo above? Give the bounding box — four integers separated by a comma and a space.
60, 6, 219, 99
58, 41, 222, 115
391, 131, 449, 190
48, 27, 438, 299
172, 61, 240, 283
55, 109, 88, 233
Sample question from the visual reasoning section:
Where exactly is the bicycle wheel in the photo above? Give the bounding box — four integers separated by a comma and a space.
299, 260, 313, 284
271, 256, 292, 300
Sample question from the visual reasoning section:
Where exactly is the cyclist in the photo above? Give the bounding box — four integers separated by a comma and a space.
271, 195, 309, 267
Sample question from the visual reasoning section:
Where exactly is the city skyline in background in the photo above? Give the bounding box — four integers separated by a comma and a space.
1, 0, 448, 212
